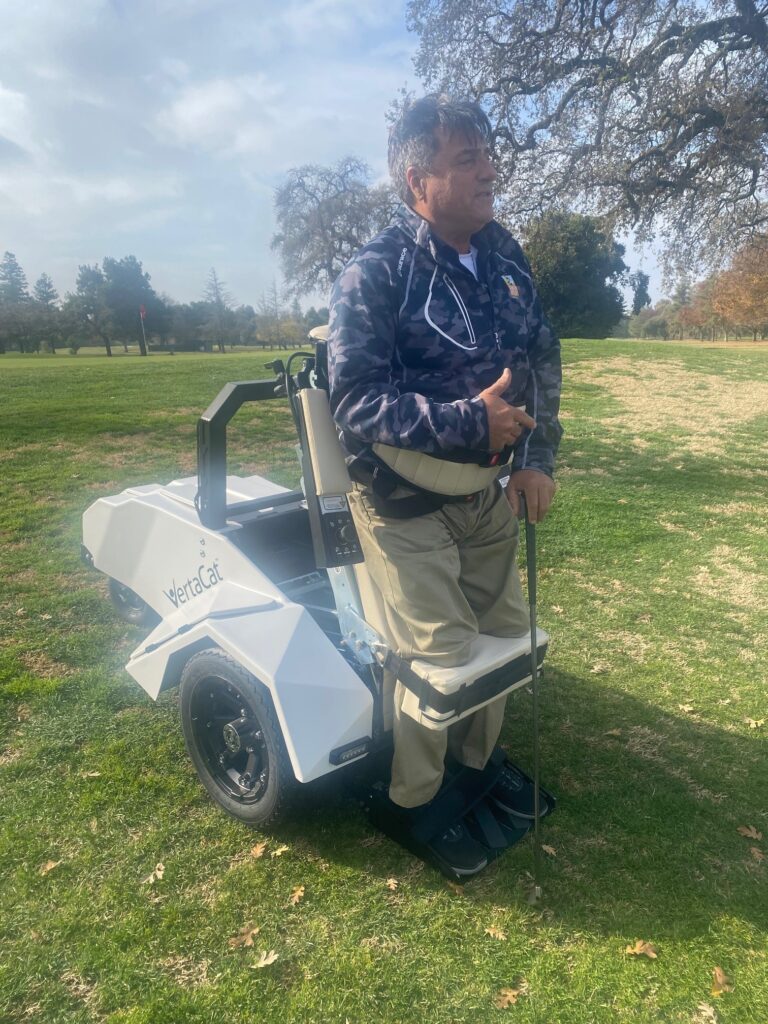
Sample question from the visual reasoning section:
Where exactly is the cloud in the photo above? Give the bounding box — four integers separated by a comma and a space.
0, 83, 41, 157
155, 75, 284, 155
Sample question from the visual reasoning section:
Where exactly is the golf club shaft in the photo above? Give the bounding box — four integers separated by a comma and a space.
521, 496, 543, 897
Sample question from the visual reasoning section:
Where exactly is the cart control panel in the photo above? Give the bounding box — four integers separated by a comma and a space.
317, 495, 363, 566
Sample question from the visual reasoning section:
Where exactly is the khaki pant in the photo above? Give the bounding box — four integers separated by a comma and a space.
348, 481, 529, 807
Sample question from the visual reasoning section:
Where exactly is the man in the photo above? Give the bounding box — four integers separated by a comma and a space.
327, 95, 562, 875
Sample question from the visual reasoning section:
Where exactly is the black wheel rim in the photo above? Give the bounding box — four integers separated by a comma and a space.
189, 674, 270, 804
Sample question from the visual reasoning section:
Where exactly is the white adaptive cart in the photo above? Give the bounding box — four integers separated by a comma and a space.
82, 340, 552, 879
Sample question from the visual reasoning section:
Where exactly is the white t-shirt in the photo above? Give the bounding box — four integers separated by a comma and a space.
458, 246, 478, 279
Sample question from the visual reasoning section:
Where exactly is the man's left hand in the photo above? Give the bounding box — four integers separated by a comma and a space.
506, 469, 555, 524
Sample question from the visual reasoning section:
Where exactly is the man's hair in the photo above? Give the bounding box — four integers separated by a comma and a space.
388, 94, 493, 204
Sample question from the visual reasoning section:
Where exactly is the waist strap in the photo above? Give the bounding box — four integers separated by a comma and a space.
372, 443, 512, 496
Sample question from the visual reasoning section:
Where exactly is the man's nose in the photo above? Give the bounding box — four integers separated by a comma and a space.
479, 151, 497, 180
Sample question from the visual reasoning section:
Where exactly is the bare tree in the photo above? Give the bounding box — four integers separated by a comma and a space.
272, 157, 398, 298
203, 268, 235, 352
407, 0, 768, 273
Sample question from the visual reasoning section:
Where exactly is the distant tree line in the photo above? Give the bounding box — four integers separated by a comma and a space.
625, 236, 768, 341
0, 252, 328, 356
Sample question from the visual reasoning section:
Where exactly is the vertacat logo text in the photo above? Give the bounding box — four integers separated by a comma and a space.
164, 561, 223, 607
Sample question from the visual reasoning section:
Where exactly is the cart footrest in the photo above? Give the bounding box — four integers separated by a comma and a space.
361, 753, 556, 883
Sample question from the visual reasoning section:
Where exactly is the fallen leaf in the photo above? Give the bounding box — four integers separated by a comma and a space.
737, 825, 763, 840
542, 844, 557, 857
625, 939, 658, 959
15, 608, 26, 617
39, 860, 62, 876
141, 862, 165, 885
551, 605, 564, 614
604, 728, 622, 737
717, 699, 731, 706
81, 770, 101, 778
617, 498, 628, 504
494, 987, 522, 1009
289, 885, 305, 905
445, 881, 464, 895
270, 844, 289, 858
250, 842, 267, 859
228, 924, 260, 948
711, 966, 733, 997
386, 878, 399, 891
590, 662, 609, 674
678, 703, 695, 714
40, 613, 52, 621
484, 925, 507, 941
744, 717, 765, 729
360, 835, 383, 847
749, 846, 765, 863
253, 950, 278, 969
694, 1003, 718, 1024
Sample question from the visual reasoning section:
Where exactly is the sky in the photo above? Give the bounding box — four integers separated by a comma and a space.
0, 0, 659, 310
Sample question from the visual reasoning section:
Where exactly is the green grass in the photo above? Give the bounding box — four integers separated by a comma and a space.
1, 342, 767, 1023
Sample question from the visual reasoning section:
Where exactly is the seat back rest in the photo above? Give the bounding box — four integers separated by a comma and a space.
297, 388, 352, 497
295, 388, 363, 569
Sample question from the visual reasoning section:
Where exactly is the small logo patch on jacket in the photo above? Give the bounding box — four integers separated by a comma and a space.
502, 274, 520, 298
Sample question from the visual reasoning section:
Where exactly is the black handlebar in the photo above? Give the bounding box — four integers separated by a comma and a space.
195, 379, 284, 529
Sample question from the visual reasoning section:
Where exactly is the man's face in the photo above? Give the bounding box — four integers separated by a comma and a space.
408, 127, 497, 244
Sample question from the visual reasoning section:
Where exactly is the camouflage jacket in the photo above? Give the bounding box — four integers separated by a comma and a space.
328, 204, 562, 476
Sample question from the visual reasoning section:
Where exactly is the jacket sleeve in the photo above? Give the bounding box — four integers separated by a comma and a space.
512, 250, 563, 477
328, 248, 489, 453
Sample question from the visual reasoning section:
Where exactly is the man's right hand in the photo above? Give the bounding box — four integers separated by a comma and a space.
478, 368, 536, 450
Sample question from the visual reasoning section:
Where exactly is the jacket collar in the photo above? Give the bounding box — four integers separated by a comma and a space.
392, 202, 504, 272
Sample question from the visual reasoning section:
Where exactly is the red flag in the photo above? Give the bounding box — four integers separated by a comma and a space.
139, 305, 146, 320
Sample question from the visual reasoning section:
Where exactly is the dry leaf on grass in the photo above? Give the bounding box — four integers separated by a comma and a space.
360, 835, 383, 847
625, 939, 658, 959
141, 862, 165, 884
270, 844, 289, 858
484, 925, 507, 941
737, 825, 763, 840
551, 605, 564, 614
493, 986, 524, 1008
542, 844, 557, 857
289, 885, 305, 905
711, 967, 733, 997
744, 717, 765, 729
39, 860, 62, 876
228, 924, 260, 949
678, 703, 695, 714
250, 842, 267, 859
694, 1003, 718, 1023
80, 770, 101, 778
604, 728, 622, 737
252, 950, 279, 969
445, 881, 464, 895
386, 878, 399, 891
749, 846, 765, 862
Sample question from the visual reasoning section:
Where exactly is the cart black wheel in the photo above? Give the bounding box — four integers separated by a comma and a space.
179, 648, 296, 827
108, 578, 158, 626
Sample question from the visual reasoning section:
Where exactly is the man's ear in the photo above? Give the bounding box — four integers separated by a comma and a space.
406, 165, 426, 203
